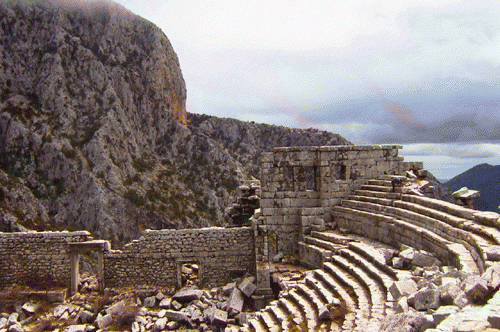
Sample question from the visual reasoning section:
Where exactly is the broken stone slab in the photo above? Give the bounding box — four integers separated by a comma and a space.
482, 264, 500, 291
396, 297, 409, 313
222, 282, 236, 297
166, 321, 179, 330
163, 310, 189, 322
154, 318, 167, 331
156, 292, 166, 302
106, 300, 126, 317
389, 279, 418, 299
408, 286, 440, 311
400, 248, 416, 262
95, 313, 113, 329
438, 282, 462, 305
227, 288, 245, 316
412, 251, 440, 268
462, 275, 490, 303
486, 247, 500, 262
7, 323, 22, 332
131, 321, 141, 332
171, 300, 183, 311
173, 289, 203, 303
454, 320, 491, 332
143, 296, 156, 308
211, 308, 228, 326
0, 318, 6, 330
238, 278, 257, 298
21, 301, 40, 315
453, 187, 480, 199
78, 310, 94, 324
7, 313, 19, 325
432, 305, 459, 325
159, 298, 172, 309
66, 325, 87, 332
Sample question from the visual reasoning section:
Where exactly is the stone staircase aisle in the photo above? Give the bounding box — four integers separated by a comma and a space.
244, 231, 404, 332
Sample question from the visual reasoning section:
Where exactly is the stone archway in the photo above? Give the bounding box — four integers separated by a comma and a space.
69, 240, 108, 294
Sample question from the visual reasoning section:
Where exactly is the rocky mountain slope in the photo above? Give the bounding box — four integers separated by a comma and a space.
0, 0, 351, 245
445, 163, 500, 212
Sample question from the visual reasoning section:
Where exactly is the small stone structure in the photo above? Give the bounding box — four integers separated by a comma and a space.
0, 227, 255, 291
256, 145, 420, 261
105, 227, 255, 288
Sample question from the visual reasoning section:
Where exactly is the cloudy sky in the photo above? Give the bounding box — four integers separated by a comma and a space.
113, 0, 500, 181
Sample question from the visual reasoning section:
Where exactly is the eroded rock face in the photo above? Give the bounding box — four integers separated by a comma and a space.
0, 0, 352, 245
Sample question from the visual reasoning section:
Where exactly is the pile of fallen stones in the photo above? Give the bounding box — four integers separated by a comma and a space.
0, 277, 259, 332
385, 245, 500, 330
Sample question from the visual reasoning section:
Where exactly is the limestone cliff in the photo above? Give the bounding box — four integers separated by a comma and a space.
0, 0, 351, 245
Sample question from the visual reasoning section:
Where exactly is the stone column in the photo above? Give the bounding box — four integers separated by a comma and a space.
97, 251, 104, 293
70, 251, 80, 295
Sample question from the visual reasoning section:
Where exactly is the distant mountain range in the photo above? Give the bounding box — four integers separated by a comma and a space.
445, 163, 500, 213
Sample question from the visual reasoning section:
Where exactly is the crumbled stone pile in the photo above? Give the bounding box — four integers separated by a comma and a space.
226, 182, 261, 226
0, 277, 259, 332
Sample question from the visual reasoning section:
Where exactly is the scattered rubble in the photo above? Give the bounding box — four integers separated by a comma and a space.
0, 275, 261, 332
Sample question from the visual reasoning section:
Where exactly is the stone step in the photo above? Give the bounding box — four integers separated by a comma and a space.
395, 200, 499, 251
295, 282, 325, 314
332, 206, 480, 275
348, 194, 394, 206
313, 269, 359, 330
341, 199, 485, 263
277, 297, 304, 328
338, 248, 395, 295
323, 262, 371, 327
347, 241, 398, 280
343, 199, 469, 245
368, 179, 393, 187
248, 314, 267, 332
305, 235, 341, 253
402, 194, 475, 221
287, 289, 318, 331
311, 230, 354, 245
265, 304, 289, 331
354, 189, 401, 200
360, 184, 393, 192
304, 274, 338, 305
330, 254, 386, 323
259, 311, 280, 332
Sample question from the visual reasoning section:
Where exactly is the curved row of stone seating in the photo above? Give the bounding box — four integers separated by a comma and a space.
244, 231, 405, 332
335, 177, 500, 274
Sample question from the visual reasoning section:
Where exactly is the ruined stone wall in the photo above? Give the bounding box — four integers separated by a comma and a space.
259, 145, 418, 260
104, 227, 255, 288
0, 231, 91, 289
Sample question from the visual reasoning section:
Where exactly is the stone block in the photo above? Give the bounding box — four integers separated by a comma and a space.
389, 279, 418, 299
159, 298, 172, 309
95, 314, 113, 329
154, 318, 167, 331
227, 288, 245, 314
212, 308, 228, 326
238, 278, 257, 297
462, 275, 490, 303
409, 286, 440, 311
164, 310, 189, 322
143, 296, 156, 308
173, 289, 203, 302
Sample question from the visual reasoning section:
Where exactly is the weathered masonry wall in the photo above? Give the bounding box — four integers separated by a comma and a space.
0, 231, 91, 289
104, 227, 255, 288
258, 145, 420, 261
0, 227, 255, 291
